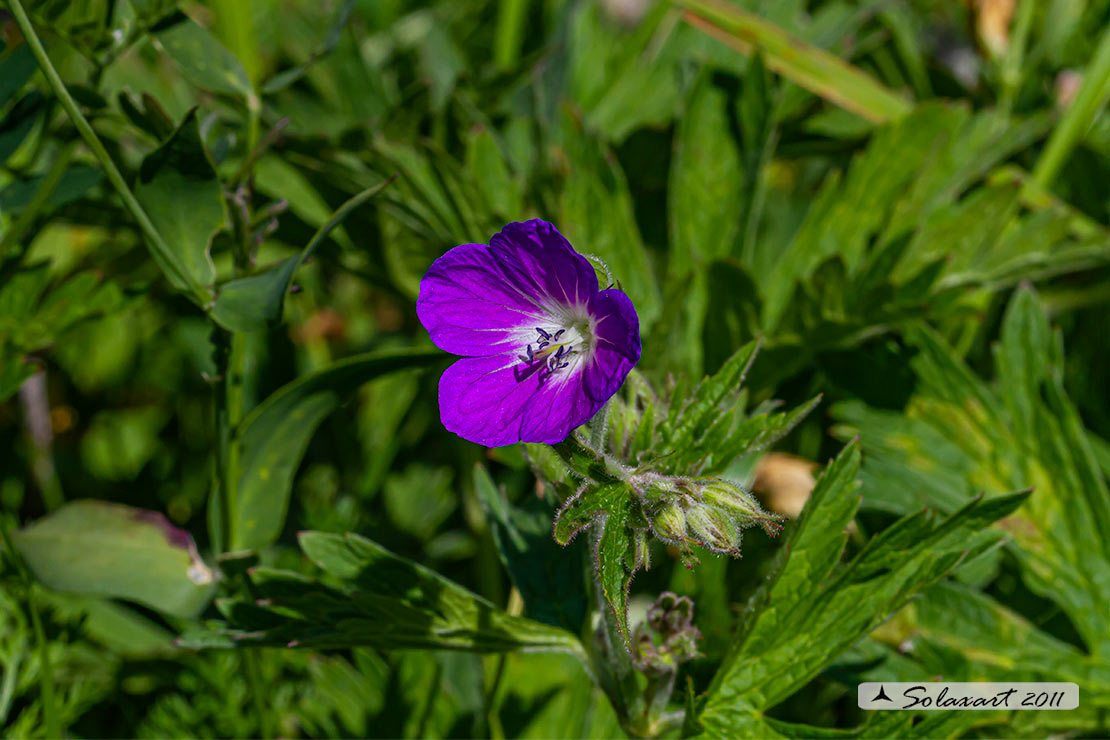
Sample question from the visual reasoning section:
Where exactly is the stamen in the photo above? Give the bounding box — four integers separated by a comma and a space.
519, 322, 590, 380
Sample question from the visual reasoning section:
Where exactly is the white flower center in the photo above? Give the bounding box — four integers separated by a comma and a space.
516, 310, 594, 381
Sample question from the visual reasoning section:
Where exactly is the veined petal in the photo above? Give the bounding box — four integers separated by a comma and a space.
419, 219, 641, 447
438, 353, 599, 447
417, 241, 548, 356
583, 288, 641, 402
488, 220, 599, 312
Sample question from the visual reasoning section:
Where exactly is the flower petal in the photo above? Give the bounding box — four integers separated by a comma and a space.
417, 242, 548, 356
438, 353, 600, 447
583, 289, 641, 403
488, 220, 599, 312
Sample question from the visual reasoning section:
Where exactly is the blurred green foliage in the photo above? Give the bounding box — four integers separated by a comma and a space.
1, 0, 1110, 737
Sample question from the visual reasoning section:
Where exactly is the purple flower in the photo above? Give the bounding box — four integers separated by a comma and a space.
417, 219, 641, 447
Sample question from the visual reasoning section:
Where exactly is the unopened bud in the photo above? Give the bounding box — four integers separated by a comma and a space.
633, 592, 702, 674
687, 505, 740, 553
651, 503, 687, 543
700, 480, 765, 519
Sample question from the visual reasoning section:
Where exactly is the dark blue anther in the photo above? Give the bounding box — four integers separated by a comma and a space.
536, 327, 551, 340
553, 329, 565, 340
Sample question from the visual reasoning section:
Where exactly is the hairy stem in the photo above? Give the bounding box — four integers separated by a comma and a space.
590, 579, 645, 737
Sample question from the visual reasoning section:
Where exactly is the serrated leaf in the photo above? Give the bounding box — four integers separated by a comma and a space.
231, 348, 441, 551
595, 494, 634, 650
206, 531, 587, 658
699, 442, 1030, 732
551, 435, 623, 486
552, 482, 629, 546
660, 340, 759, 459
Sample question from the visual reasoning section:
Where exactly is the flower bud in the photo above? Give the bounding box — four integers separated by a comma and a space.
686, 505, 740, 553
699, 479, 764, 518
651, 503, 687, 543
633, 591, 702, 674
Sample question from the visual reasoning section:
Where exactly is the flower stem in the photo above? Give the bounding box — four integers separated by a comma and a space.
7, 0, 207, 304
590, 579, 646, 737
1030, 22, 1110, 190
28, 591, 61, 740
221, 331, 247, 551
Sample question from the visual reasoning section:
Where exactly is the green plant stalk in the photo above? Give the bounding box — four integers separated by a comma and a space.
673, 0, 911, 123
998, 0, 1035, 114
591, 578, 647, 738
244, 649, 274, 739
27, 591, 61, 740
7, 0, 208, 305
494, 0, 529, 69
0, 140, 77, 255
0, 647, 20, 726
1031, 23, 1110, 190
222, 330, 247, 551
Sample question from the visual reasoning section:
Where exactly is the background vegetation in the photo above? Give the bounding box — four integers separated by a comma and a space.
1, 0, 1109, 737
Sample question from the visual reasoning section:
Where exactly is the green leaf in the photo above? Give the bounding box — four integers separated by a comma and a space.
995, 285, 1053, 440
669, 71, 743, 276
698, 441, 1030, 733
134, 109, 224, 297
152, 11, 254, 100
658, 340, 760, 463
551, 435, 624, 487
0, 44, 37, 106
595, 492, 634, 650
0, 351, 35, 402
910, 581, 1100, 686
230, 347, 441, 551
205, 531, 587, 658
552, 481, 630, 546
12, 500, 216, 618
211, 178, 393, 332
674, 0, 911, 124
117, 91, 175, 141
555, 110, 662, 331
0, 166, 102, 212
475, 464, 588, 632
836, 288, 1110, 655
259, 0, 356, 95
464, 127, 521, 221
0, 92, 43, 163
